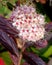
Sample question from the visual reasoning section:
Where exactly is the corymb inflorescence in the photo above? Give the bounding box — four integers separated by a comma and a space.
11, 5, 45, 42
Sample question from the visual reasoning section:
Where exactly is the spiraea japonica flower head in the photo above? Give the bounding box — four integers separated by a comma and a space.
10, 5, 45, 42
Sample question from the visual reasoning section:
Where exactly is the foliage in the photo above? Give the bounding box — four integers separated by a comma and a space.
0, 0, 52, 65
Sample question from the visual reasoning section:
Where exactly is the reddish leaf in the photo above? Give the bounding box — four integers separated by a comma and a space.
25, 39, 48, 49
0, 25, 18, 37
0, 29, 19, 57
0, 16, 19, 37
45, 32, 52, 41
34, 39, 48, 48
10, 53, 18, 65
15, 0, 20, 6
45, 22, 52, 41
22, 62, 30, 65
45, 22, 52, 32
23, 51, 46, 65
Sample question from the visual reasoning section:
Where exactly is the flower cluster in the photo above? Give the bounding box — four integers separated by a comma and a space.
11, 5, 45, 42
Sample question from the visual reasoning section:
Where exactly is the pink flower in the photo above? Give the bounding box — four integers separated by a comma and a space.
10, 5, 45, 42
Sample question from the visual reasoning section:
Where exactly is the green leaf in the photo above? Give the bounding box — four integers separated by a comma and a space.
0, 5, 5, 14
45, 15, 51, 22
43, 46, 52, 58
0, 45, 4, 51
30, 47, 40, 54
36, 2, 46, 14
0, 52, 12, 65
7, 2, 14, 11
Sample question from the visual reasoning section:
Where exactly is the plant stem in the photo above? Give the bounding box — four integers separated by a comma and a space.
17, 41, 26, 65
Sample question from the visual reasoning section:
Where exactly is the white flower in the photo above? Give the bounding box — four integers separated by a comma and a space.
10, 5, 45, 42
